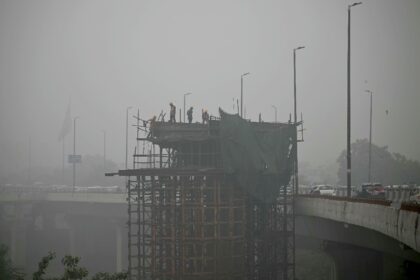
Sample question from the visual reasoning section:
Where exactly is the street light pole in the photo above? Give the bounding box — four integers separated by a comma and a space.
240, 72, 250, 118
102, 130, 106, 172
184, 92, 192, 123
366, 90, 373, 183
125, 106, 132, 170
73, 116, 79, 189
347, 2, 362, 197
293, 46, 305, 195
28, 136, 31, 185
271, 105, 278, 123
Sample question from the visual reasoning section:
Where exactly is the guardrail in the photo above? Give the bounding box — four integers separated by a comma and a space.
0, 185, 125, 194
298, 185, 418, 202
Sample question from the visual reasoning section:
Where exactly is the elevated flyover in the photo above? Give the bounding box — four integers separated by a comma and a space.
296, 195, 420, 254
295, 195, 420, 279
1, 187, 420, 279
2, 188, 419, 255
1, 188, 419, 255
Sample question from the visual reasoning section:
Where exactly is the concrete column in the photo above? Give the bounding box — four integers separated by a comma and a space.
323, 241, 383, 280
69, 228, 76, 256
115, 222, 123, 272
9, 207, 28, 268
330, 260, 336, 280
10, 221, 27, 266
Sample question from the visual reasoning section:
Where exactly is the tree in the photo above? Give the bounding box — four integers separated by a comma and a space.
30, 253, 127, 280
32, 252, 56, 280
1, 245, 127, 280
337, 139, 420, 186
0, 244, 24, 280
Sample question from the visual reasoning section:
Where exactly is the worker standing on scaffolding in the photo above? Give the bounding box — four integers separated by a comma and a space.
169, 102, 176, 123
187, 106, 193, 124
202, 109, 209, 124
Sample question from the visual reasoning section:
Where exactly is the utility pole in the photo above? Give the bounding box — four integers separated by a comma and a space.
125, 106, 132, 170
73, 117, 79, 189
28, 136, 31, 185
366, 90, 373, 183
102, 130, 106, 172
62, 137, 65, 183
347, 2, 362, 197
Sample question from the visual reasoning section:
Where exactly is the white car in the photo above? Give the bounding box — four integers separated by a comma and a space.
310, 185, 336, 196
409, 192, 420, 203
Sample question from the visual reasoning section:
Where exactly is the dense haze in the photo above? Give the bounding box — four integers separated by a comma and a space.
1, 0, 419, 182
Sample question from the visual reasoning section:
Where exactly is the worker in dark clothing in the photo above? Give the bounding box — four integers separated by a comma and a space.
149, 115, 157, 128
148, 115, 157, 137
202, 109, 209, 124
169, 103, 176, 123
187, 107, 193, 124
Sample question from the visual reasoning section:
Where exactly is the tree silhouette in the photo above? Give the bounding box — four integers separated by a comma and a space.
337, 139, 420, 186
30, 253, 127, 280
0, 245, 24, 280
0, 245, 127, 280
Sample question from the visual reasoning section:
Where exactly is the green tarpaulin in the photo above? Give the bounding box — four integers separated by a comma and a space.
219, 109, 295, 202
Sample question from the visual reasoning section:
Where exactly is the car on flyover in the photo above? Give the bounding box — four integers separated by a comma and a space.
356, 182, 385, 199
409, 192, 420, 204
310, 185, 336, 196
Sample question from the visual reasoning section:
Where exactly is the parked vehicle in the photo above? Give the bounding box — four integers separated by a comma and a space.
356, 182, 385, 199
409, 192, 420, 204
310, 185, 336, 196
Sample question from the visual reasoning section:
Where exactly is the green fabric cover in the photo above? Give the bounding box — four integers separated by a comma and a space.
219, 109, 295, 202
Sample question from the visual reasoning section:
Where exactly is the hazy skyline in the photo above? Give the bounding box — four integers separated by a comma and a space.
1, 0, 419, 180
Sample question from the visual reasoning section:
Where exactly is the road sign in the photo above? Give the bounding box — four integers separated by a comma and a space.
68, 154, 82, 164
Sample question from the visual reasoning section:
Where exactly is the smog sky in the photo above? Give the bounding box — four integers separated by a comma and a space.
1, 0, 419, 177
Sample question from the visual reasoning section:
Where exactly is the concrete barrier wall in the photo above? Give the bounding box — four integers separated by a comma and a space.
386, 189, 413, 202
46, 193, 126, 204
398, 210, 419, 251
296, 196, 419, 253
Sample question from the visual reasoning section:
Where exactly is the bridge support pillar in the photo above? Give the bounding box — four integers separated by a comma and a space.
68, 227, 76, 256
114, 221, 124, 272
10, 220, 27, 267
8, 204, 32, 268
323, 241, 383, 280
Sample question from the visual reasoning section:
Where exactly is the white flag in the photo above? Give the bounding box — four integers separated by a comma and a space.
58, 102, 71, 142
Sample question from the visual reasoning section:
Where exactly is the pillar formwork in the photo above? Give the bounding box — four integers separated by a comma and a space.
113, 116, 295, 280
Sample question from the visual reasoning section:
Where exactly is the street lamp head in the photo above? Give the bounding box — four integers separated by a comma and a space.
241, 72, 250, 77
295, 46, 305, 51
184, 92, 192, 96
365, 89, 373, 94
349, 2, 362, 8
